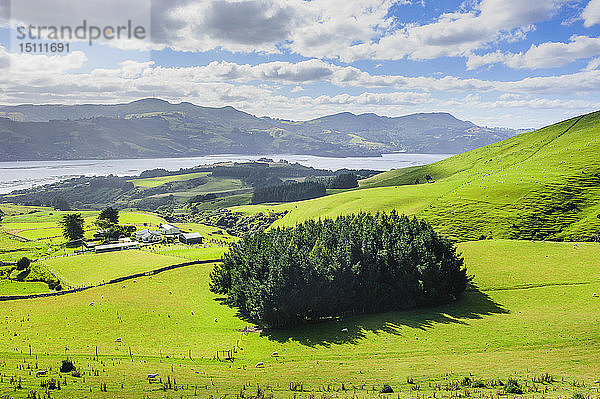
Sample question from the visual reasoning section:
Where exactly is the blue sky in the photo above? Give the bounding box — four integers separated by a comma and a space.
1, 0, 600, 128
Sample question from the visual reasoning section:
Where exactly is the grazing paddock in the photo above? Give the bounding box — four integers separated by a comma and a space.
39, 250, 184, 288
0, 240, 598, 398
129, 172, 210, 188
145, 244, 228, 261
0, 279, 50, 295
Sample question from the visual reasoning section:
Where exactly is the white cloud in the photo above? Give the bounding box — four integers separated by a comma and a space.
584, 56, 600, 70
582, 0, 600, 27
1, 0, 570, 63
467, 35, 600, 70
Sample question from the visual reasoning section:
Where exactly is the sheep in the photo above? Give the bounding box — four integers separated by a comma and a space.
89, 302, 94, 306
270, 351, 278, 357
593, 293, 598, 297
341, 328, 348, 333
169, 291, 172, 294
573, 244, 578, 249
255, 362, 264, 368
36, 370, 48, 377
115, 337, 122, 342
214, 318, 218, 322
147, 373, 159, 380
191, 311, 194, 315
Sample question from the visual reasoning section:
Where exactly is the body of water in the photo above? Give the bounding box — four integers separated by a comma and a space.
0, 153, 453, 194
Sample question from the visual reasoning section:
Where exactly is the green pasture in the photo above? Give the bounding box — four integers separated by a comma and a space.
0, 240, 598, 398
234, 111, 600, 241
130, 172, 210, 188
0, 279, 50, 295
144, 244, 228, 261
39, 250, 184, 288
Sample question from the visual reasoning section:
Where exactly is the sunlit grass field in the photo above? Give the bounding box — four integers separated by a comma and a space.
234, 111, 600, 242
130, 172, 210, 188
0, 240, 598, 398
39, 250, 186, 288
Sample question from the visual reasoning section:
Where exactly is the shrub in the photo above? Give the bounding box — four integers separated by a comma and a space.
461, 376, 472, 386
40, 379, 59, 390
471, 380, 486, 388
572, 393, 587, 399
504, 378, 523, 394
380, 383, 394, 393
211, 211, 469, 329
60, 359, 75, 373
16, 257, 31, 271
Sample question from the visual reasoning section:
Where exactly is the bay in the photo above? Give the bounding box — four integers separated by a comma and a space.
0, 153, 453, 194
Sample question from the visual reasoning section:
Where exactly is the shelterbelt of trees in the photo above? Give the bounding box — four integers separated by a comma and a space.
210, 211, 468, 328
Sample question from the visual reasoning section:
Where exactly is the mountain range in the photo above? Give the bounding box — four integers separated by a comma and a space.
0, 98, 525, 161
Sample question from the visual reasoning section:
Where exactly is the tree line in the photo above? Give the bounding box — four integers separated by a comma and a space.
251, 181, 327, 204
210, 211, 469, 328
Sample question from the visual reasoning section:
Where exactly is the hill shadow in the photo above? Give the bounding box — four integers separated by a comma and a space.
254, 286, 508, 347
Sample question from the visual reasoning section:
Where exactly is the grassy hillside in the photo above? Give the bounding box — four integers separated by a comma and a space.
254, 111, 600, 241
0, 240, 598, 398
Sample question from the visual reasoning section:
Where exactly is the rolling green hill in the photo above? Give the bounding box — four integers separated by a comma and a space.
242, 110, 600, 241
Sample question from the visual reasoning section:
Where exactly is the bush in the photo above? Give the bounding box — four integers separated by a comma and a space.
380, 383, 394, 393
16, 257, 31, 271
471, 380, 486, 388
210, 211, 469, 328
572, 393, 587, 399
504, 378, 523, 394
60, 359, 75, 373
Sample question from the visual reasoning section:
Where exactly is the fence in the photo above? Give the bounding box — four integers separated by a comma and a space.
0, 258, 221, 302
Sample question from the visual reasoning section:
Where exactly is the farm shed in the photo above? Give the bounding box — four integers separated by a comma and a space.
160, 224, 180, 235
179, 232, 203, 245
95, 241, 140, 253
135, 229, 162, 243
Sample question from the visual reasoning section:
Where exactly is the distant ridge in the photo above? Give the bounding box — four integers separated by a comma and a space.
0, 98, 524, 161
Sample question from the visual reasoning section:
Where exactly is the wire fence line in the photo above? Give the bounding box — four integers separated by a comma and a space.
0, 258, 221, 302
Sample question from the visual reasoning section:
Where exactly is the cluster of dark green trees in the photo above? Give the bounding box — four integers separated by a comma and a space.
327, 173, 358, 189
210, 211, 469, 328
251, 181, 326, 204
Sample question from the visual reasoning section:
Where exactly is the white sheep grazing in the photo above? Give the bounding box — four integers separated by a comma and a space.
169, 291, 172, 294
191, 311, 194, 315
89, 302, 94, 306
36, 370, 48, 377
115, 337, 122, 342
214, 318, 218, 322
573, 244, 578, 249
593, 293, 598, 297
341, 328, 348, 333
147, 373, 159, 380
255, 362, 264, 368
271, 351, 278, 357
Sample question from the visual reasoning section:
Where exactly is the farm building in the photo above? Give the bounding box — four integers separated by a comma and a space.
179, 232, 203, 245
135, 229, 162, 243
161, 224, 180, 235
94, 241, 140, 253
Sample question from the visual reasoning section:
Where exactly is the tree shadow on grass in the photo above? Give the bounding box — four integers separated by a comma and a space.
255, 285, 508, 347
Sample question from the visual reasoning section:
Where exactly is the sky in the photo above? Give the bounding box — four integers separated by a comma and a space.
0, 0, 599, 129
